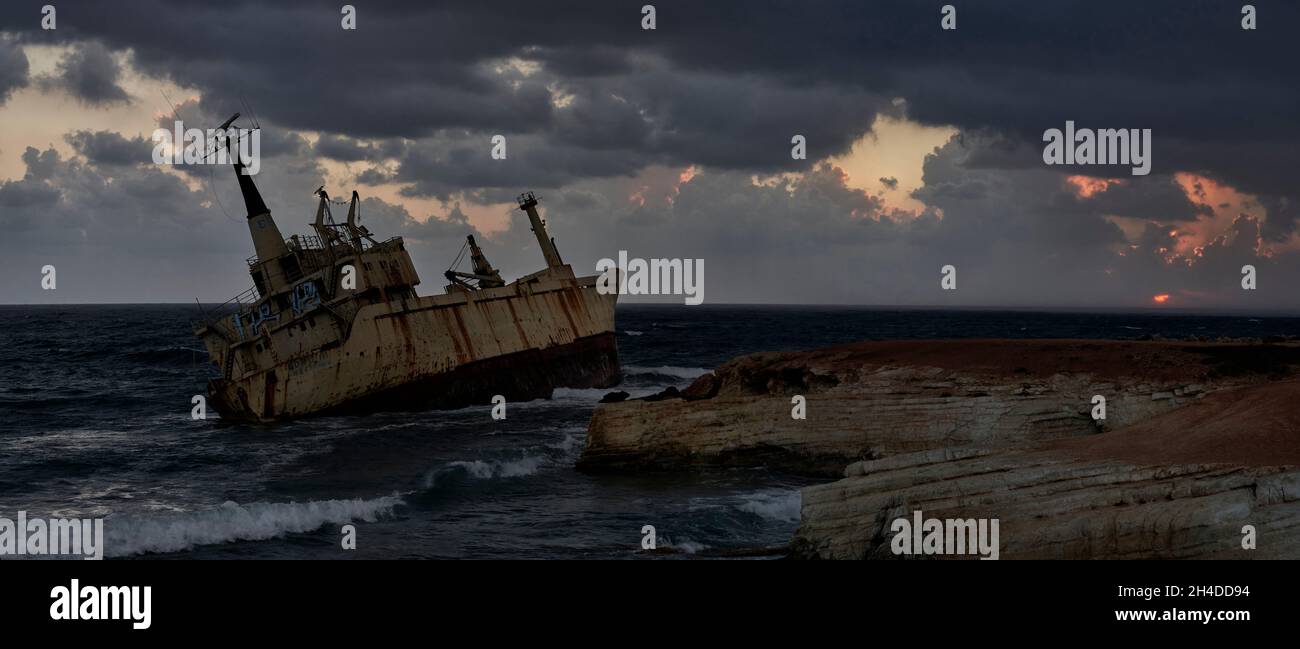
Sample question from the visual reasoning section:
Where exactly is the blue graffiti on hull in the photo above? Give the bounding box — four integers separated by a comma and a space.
232, 302, 281, 339
291, 281, 320, 315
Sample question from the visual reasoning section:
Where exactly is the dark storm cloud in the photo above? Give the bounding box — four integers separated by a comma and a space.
3, 1, 1293, 193
2, 0, 1298, 307
1256, 195, 1300, 243
6, 0, 1289, 203
64, 130, 152, 166
0, 138, 489, 303
393, 132, 651, 199
0, 36, 28, 104
1078, 176, 1211, 222
314, 135, 405, 163
38, 41, 130, 106
354, 167, 396, 185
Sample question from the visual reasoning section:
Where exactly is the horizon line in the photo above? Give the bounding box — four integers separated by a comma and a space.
2, 301, 1300, 317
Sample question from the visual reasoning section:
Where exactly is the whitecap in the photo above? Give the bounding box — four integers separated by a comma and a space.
736, 489, 802, 524
421, 456, 545, 487
105, 494, 405, 557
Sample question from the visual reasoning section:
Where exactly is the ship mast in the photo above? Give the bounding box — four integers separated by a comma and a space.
219, 113, 291, 297
517, 192, 564, 268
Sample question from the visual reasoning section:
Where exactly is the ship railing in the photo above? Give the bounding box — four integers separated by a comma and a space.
194, 285, 261, 332
363, 236, 402, 251
245, 235, 401, 269
247, 235, 323, 268
289, 234, 327, 252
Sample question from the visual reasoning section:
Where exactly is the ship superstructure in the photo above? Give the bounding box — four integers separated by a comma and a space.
193, 116, 620, 422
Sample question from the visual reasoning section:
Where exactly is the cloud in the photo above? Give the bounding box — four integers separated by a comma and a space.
0, 36, 29, 105
314, 135, 404, 163
64, 130, 152, 166
0, 129, 490, 304
38, 41, 130, 107
2, 1, 1295, 201
0, 1, 1297, 309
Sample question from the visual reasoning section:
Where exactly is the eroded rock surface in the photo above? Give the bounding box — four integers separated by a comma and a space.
792, 380, 1300, 559
579, 340, 1294, 475
579, 339, 1300, 558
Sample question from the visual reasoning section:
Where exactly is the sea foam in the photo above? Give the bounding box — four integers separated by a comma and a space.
105, 494, 404, 557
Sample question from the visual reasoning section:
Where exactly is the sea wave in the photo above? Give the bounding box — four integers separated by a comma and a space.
421, 456, 545, 487
105, 494, 405, 557
663, 536, 708, 554
546, 432, 586, 454
623, 330, 644, 336
736, 489, 802, 524
623, 365, 710, 380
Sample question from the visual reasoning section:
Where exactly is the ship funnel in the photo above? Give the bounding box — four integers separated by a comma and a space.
517, 191, 563, 268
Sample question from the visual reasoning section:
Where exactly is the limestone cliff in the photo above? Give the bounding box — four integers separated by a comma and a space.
792, 380, 1300, 559
578, 339, 1300, 559
580, 340, 1295, 475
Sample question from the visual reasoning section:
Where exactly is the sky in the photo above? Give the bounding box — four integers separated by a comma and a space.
0, 0, 1298, 311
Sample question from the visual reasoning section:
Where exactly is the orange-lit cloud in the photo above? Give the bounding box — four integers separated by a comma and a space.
667, 165, 698, 204
1066, 175, 1124, 198
1107, 173, 1276, 268
624, 164, 699, 207
1169, 172, 1266, 257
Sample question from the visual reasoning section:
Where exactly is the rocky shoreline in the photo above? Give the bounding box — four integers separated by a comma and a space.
580, 339, 1300, 559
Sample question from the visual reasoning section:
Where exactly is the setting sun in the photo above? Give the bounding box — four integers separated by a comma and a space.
1152, 294, 1170, 304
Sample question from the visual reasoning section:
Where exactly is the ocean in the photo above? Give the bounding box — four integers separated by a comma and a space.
2, 304, 1297, 559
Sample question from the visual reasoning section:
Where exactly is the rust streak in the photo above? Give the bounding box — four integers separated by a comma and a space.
451, 308, 477, 361
506, 300, 530, 349
555, 292, 578, 339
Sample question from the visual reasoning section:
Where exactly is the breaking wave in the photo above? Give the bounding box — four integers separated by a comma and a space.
547, 432, 586, 454
421, 456, 545, 488
623, 330, 644, 336
420, 431, 585, 489
105, 494, 405, 557
662, 536, 709, 554
736, 489, 802, 523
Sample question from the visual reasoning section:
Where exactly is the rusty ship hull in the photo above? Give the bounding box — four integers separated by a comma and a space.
203, 267, 619, 422
193, 115, 619, 423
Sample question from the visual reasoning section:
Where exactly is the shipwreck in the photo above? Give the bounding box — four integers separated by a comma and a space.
193, 115, 620, 422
